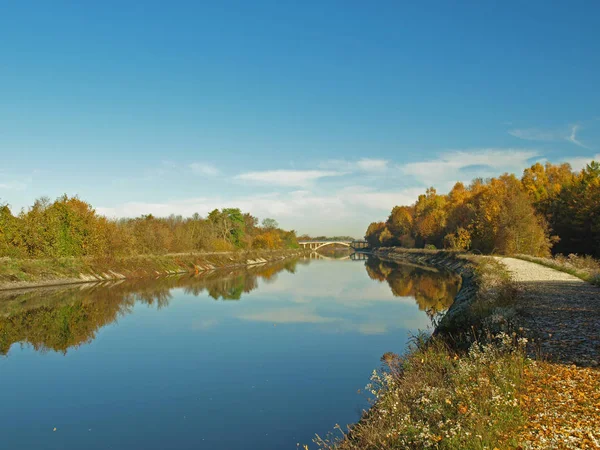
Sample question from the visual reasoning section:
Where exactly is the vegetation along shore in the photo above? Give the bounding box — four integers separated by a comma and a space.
316, 249, 600, 449
0, 249, 306, 291
0, 195, 305, 290
315, 161, 600, 449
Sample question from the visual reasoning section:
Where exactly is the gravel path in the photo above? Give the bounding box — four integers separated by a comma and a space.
498, 257, 600, 367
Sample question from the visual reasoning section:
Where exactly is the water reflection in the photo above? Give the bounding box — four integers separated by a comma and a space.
0, 257, 460, 357
0, 256, 462, 450
365, 258, 461, 319
0, 259, 300, 355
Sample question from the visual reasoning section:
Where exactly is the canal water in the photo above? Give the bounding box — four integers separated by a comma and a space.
0, 257, 460, 450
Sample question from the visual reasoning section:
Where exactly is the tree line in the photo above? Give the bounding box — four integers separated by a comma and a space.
0, 195, 299, 258
365, 161, 600, 257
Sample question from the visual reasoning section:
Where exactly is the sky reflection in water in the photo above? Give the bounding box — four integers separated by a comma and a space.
0, 257, 460, 450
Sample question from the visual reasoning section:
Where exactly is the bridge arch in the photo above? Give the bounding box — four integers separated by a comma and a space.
306, 252, 351, 261
299, 241, 352, 251
298, 240, 368, 251
313, 241, 351, 251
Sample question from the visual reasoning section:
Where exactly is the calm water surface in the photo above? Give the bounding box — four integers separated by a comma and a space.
0, 257, 460, 449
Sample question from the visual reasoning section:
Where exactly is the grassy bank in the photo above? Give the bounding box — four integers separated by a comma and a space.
0, 249, 306, 290
371, 248, 519, 340
315, 249, 528, 449
514, 253, 600, 286
316, 334, 527, 449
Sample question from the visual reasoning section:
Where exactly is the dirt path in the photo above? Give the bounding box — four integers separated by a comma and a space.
498, 257, 600, 367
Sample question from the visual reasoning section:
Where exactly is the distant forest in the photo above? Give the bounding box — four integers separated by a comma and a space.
0, 196, 299, 258
365, 161, 600, 257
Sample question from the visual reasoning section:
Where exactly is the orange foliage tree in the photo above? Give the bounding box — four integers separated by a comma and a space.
363, 160, 600, 256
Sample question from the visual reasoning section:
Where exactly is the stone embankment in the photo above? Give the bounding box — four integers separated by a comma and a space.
0, 249, 306, 292
371, 248, 600, 367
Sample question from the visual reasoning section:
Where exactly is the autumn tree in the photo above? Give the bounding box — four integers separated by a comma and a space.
494, 177, 552, 255
365, 221, 392, 247
386, 206, 415, 247
413, 188, 447, 247
367, 167, 569, 256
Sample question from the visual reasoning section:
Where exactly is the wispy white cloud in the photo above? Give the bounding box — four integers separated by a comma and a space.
356, 158, 388, 172
235, 170, 344, 187
189, 162, 220, 176
338, 185, 423, 210
566, 124, 589, 149
508, 128, 558, 141
399, 149, 539, 188
319, 158, 389, 173
508, 123, 591, 149
136, 161, 220, 180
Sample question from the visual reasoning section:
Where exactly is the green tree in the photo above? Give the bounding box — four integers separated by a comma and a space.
262, 218, 279, 230
0, 203, 24, 257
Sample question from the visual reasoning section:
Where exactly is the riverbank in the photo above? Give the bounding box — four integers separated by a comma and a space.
0, 249, 306, 291
370, 247, 519, 340
317, 248, 525, 449
317, 248, 599, 449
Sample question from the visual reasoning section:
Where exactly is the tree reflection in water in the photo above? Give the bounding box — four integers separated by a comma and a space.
365, 258, 461, 319
0, 259, 299, 355
0, 257, 459, 356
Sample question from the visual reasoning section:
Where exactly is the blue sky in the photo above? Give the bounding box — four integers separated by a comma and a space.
1, 1, 599, 237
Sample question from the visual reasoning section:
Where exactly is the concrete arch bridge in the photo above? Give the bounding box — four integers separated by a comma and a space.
298, 240, 369, 251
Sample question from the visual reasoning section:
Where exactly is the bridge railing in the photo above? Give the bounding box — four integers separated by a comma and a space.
298, 240, 369, 250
